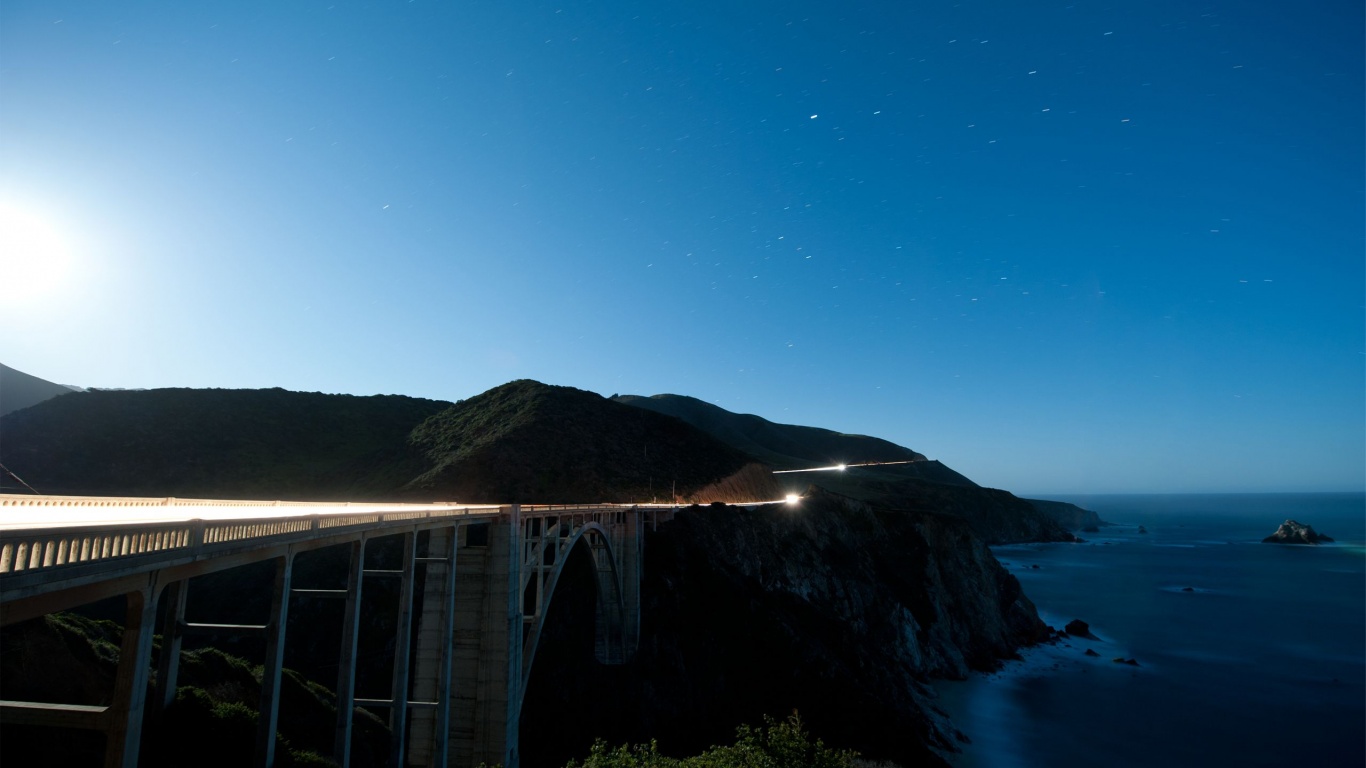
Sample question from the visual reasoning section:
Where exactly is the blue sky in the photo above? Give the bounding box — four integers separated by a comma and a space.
2, 1, 1362, 495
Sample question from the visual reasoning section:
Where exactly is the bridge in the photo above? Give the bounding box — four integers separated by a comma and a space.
0, 493, 684, 768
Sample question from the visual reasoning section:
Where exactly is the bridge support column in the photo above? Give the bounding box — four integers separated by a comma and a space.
256, 553, 294, 768
449, 506, 522, 768
105, 582, 159, 768
387, 531, 418, 768
155, 578, 189, 713
333, 539, 366, 767
620, 510, 642, 656
408, 525, 459, 767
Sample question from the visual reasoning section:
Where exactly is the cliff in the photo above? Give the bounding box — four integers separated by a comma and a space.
1025, 498, 1107, 531
521, 490, 1050, 767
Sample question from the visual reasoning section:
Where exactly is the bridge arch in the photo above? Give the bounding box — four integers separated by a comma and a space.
519, 519, 629, 693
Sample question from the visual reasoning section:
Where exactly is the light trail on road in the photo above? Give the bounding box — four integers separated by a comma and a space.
771, 459, 922, 474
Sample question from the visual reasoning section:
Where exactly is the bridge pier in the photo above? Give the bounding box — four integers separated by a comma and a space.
445, 506, 523, 768
387, 532, 418, 768
333, 539, 367, 766
154, 579, 189, 713
105, 582, 159, 768
256, 552, 295, 767
408, 526, 459, 767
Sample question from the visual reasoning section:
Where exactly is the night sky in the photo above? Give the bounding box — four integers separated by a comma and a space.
2, 1, 1362, 494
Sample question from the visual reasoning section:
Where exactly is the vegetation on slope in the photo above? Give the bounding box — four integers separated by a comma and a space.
613, 394, 922, 468
404, 380, 751, 503
568, 713, 857, 768
0, 611, 390, 767
0, 387, 450, 499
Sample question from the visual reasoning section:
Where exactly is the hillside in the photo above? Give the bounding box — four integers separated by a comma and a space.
0, 362, 78, 417
0, 387, 450, 499
613, 393, 974, 486
402, 380, 751, 502
0, 380, 1096, 537
615, 393, 1090, 541
0, 381, 751, 504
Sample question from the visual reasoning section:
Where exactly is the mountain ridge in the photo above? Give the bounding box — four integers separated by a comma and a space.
0, 362, 80, 417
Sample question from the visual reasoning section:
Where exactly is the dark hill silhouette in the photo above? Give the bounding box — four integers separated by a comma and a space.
613, 393, 975, 486
0, 387, 449, 499
0, 379, 1093, 537
0, 362, 79, 417
0, 380, 749, 504
614, 393, 1096, 541
403, 380, 750, 503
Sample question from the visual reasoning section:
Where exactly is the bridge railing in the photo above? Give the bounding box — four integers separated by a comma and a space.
0, 496, 501, 579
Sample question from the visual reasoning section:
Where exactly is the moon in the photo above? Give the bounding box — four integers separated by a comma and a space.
0, 202, 72, 300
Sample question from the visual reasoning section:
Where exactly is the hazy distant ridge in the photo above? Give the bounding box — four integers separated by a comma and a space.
0, 363, 79, 417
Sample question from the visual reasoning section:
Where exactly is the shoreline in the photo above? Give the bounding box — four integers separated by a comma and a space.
932, 610, 1144, 768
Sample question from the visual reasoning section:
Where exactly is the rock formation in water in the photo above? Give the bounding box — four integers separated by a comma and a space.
1064, 619, 1092, 637
1262, 519, 1334, 545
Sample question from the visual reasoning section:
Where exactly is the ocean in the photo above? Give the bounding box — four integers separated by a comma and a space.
936, 493, 1365, 768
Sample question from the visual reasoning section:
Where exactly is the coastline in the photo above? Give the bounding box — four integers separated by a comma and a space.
932, 609, 1144, 768
930, 492, 1365, 768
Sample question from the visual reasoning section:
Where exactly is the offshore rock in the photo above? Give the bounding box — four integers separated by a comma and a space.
1262, 520, 1334, 545
1064, 619, 1094, 638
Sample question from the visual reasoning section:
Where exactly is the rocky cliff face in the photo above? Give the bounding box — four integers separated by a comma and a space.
521, 490, 1050, 767
1024, 498, 1106, 531
804, 469, 1079, 545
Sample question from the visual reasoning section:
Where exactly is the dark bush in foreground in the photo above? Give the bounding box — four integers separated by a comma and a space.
567, 713, 857, 768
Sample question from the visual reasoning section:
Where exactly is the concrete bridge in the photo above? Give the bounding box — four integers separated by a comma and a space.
0, 494, 674, 768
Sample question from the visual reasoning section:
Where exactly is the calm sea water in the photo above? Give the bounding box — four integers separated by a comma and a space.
937, 493, 1366, 768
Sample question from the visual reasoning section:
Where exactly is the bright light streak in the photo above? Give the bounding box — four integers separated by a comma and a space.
785, 494, 801, 505
772, 464, 848, 474
0, 498, 496, 530
771, 459, 923, 475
